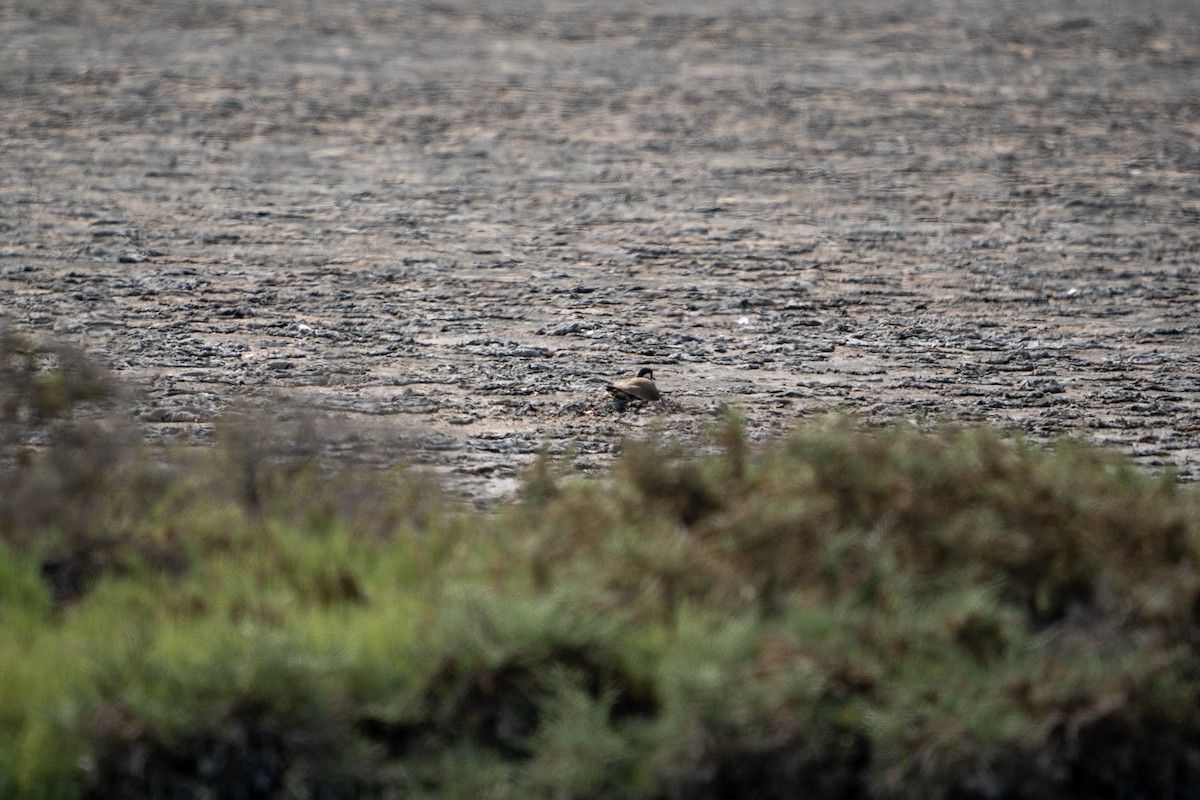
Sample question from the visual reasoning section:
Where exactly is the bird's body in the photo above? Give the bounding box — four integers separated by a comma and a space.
606, 367, 660, 409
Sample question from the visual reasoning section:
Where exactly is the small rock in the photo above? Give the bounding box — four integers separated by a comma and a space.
139, 408, 201, 423
545, 322, 585, 336
53, 318, 85, 334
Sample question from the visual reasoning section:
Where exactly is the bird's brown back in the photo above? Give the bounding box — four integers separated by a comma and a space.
606, 376, 660, 402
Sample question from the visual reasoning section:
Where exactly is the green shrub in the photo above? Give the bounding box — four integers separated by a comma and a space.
1, 332, 1198, 798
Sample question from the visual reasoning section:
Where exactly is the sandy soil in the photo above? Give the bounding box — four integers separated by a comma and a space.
2, 0, 1198, 502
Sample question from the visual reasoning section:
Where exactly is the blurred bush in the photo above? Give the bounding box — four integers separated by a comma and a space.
0, 331, 1197, 799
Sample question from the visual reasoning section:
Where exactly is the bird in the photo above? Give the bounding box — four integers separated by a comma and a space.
606, 367, 661, 410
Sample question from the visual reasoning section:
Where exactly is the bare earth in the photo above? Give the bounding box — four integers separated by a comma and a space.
2, 0, 1198, 502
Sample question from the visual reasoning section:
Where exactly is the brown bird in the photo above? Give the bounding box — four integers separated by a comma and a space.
606, 367, 661, 410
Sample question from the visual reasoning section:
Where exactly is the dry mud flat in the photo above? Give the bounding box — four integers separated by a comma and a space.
1, 0, 1198, 502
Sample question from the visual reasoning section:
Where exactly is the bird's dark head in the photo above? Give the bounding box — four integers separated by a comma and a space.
637, 368, 655, 379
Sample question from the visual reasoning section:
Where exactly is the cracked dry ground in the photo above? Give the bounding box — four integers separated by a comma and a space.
2, 0, 1198, 502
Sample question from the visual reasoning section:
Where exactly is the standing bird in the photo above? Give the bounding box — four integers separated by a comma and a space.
606, 367, 661, 411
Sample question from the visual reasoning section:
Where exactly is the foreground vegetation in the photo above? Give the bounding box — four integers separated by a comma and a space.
2, 331, 1199, 798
